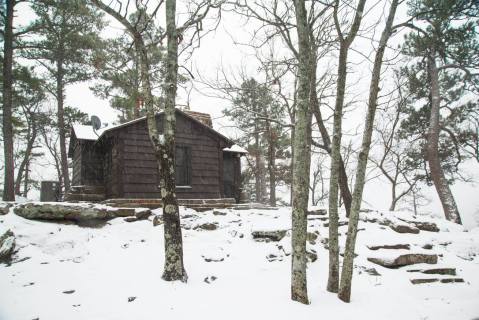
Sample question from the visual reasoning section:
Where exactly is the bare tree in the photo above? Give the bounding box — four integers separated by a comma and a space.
327, 0, 367, 294
339, 0, 399, 302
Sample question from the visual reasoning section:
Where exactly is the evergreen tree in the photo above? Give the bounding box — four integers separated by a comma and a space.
401, 0, 479, 224
224, 78, 289, 206
23, 0, 104, 192
91, 9, 165, 122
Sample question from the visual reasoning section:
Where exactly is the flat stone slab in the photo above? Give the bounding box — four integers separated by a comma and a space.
14, 203, 150, 222
407, 268, 456, 275
367, 244, 411, 250
252, 230, 288, 242
368, 253, 438, 268
390, 223, 420, 234
410, 278, 464, 285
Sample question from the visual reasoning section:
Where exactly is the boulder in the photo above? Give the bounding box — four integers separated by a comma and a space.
410, 221, 439, 232
152, 215, 163, 227
368, 253, 438, 269
197, 222, 218, 231
135, 209, 152, 220
0, 228, 15, 262
14, 203, 117, 221
389, 223, 420, 234
407, 268, 456, 276
251, 230, 287, 242
0, 202, 13, 215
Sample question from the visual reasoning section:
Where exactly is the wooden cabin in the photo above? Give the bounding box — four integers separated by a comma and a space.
67, 109, 246, 202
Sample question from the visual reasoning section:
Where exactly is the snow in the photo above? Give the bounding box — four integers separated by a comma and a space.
222, 144, 248, 154
1, 205, 479, 320
73, 124, 103, 141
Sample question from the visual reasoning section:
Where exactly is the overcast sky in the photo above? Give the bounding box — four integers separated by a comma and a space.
12, 1, 479, 228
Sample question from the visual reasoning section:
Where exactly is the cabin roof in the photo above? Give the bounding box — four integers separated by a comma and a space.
71, 109, 235, 145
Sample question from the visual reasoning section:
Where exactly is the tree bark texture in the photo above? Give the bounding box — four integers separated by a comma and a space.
56, 55, 70, 193
160, 0, 188, 281
15, 122, 37, 195
266, 121, 277, 206
426, 52, 462, 225
338, 0, 398, 302
327, 0, 367, 293
2, 0, 15, 201
291, 0, 312, 305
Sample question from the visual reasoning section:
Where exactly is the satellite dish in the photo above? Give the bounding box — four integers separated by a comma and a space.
91, 115, 101, 131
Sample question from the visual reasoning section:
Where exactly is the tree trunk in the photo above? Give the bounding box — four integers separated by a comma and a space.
311, 76, 352, 216
56, 56, 70, 193
15, 126, 37, 195
159, 0, 187, 281
338, 0, 398, 302
266, 121, 277, 206
291, 0, 312, 305
23, 158, 30, 197
254, 132, 262, 203
426, 53, 462, 224
327, 44, 348, 293
2, 0, 15, 201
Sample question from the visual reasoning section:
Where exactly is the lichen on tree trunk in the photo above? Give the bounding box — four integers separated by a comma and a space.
338, 0, 398, 302
291, 0, 312, 305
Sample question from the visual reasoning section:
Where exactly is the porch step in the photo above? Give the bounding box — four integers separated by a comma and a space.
69, 185, 105, 195
64, 193, 106, 202
102, 198, 237, 210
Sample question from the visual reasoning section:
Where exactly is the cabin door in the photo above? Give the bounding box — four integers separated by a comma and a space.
223, 153, 235, 199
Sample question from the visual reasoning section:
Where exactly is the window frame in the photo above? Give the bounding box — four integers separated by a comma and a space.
175, 145, 192, 187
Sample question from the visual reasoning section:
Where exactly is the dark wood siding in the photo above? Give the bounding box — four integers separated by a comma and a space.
117, 113, 223, 199
80, 141, 103, 186
72, 141, 82, 186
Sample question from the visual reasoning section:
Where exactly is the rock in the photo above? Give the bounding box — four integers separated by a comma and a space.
0, 202, 13, 215
135, 209, 152, 220
407, 268, 456, 276
410, 278, 464, 285
306, 250, 318, 263
398, 219, 439, 232
203, 256, 224, 262
412, 221, 439, 232
251, 230, 287, 242
0, 228, 15, 262
367, 244, 410, 251
213, 210, 227, 216
266, 253, 282, 262
368, 253, 438, 268
389, 223, 420, 234
307, 232, 318, 244
14, 203, 119, 221
197, 222, 218, 231
204, 276, 217, 283
124, 217, 138, 223
128, 296, 136, 302
152, 215, 162, 226
365, 267, 381, 276
62, 290, 75, 294
422, 244, 434, 250
308, 209, 327, 216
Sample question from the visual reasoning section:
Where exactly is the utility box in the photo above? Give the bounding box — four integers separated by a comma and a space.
40, 181, 61, 202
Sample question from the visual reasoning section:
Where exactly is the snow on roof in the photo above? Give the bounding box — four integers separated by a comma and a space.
223, 144, 248, 154
72, 124, 102, 141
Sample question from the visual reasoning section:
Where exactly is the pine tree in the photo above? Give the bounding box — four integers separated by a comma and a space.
24, 0, 104, 193
401, 0, 479, 224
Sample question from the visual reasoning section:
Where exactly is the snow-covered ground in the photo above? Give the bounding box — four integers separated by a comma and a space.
1, 205, 479, 320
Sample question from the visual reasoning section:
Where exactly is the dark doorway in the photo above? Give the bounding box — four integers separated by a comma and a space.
223, 153, 235, 198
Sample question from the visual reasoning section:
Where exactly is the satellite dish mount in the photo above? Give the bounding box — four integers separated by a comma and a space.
91, 115, 102, 136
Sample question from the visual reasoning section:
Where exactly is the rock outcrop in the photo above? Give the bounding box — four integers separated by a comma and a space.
14, 203, 150, 222
368, 253, 438, 268
0, 228, 15, 262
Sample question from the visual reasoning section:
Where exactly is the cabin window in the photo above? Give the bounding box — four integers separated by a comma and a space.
175, 146, 192, 186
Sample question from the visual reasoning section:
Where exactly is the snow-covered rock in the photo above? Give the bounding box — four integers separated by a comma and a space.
0, 226, 15, 262
0, 202, 13, 215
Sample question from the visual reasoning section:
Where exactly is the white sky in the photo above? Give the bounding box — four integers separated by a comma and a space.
10, 0, 479, 228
